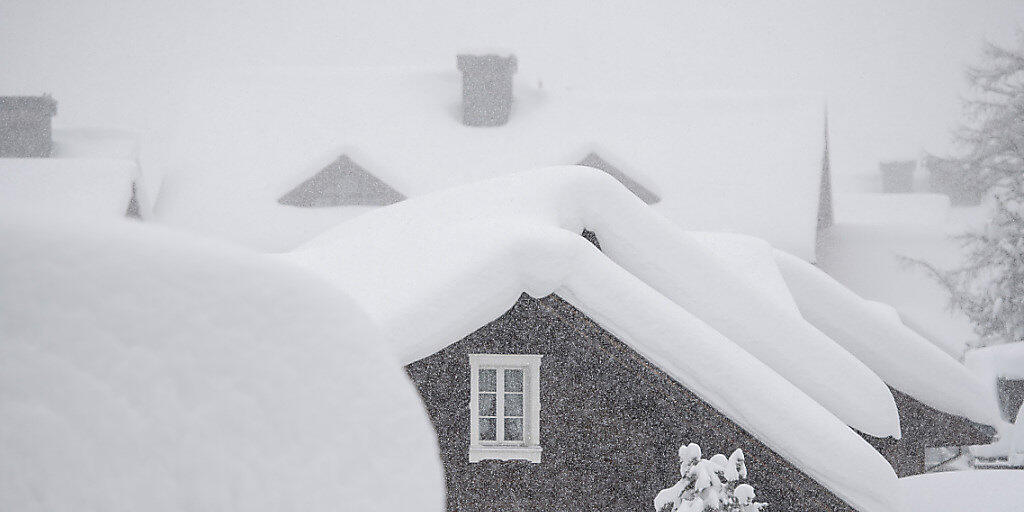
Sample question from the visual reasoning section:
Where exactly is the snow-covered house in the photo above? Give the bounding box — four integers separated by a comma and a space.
288, 167, 997, 512
0, 105, 159, 220
154, 57, 831, 261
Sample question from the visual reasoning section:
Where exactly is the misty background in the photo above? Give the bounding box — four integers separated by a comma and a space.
2, 0, 1023, 186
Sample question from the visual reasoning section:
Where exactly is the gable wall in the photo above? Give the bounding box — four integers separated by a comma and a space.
405, 294, 855, 512
863, 387, 994, 477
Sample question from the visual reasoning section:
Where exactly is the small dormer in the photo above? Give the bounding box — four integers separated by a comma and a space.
0, 95, 58, 158
457, 54, 517, 127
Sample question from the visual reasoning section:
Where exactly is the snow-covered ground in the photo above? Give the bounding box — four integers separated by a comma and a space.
0, 208, 444, 511
900, 470, 1024, 511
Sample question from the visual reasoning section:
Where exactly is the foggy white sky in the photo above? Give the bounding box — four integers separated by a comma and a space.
2, 0, 1023, 184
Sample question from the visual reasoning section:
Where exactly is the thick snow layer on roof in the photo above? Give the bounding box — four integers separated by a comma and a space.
834, 193, 951, 226
0, 158, 137, 218
687, 232, 801, 315
901, 470, 1024, 512
52, 128, 140, 160
154, 67, 825, 257
773, 249, 1000, 427
288, 170, 900, 512
818, 222, 976, 358
0, 211, 444, 511
291, 166, 898, 437
965, 343, 1024, 380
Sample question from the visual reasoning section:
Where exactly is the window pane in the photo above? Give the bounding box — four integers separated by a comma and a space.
479, 393, 496, 416
479, 418, 496, 441
505, 369, 523, 392
479, 369, 496, 392
505, 393, 523, 416
504, 418, 523, 441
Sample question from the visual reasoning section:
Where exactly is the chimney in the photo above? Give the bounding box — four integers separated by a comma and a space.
925, 156, 986, 206
457, 54, 517, 127
0, 95, 58, 158
879, 160, 915, 193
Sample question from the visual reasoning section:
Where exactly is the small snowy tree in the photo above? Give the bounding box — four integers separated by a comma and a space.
654, 442, 767, 512
915, 36, 1024, 347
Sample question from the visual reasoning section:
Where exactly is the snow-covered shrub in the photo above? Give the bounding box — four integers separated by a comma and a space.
654, 443, 767, 512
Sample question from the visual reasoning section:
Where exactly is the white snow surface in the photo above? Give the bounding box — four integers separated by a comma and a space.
52, 128, 141, 160
818, 222, 977, 358
687, 232, 802, 315
0, 209, 444, 511
0, 158, 138, 218
773, 250, 1000, 427
289, 166, 902, 512
155, 68, 825, 258
900, 470, 1024, 512
821, 196, 992, 358
833, 193, 952, 226
966, 342, 1024, 380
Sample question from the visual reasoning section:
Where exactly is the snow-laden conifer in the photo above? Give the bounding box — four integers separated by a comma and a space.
654, 443, 767, 512
915, 35, 1024, 348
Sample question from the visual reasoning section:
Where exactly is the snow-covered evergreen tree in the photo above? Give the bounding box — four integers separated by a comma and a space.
654, 443, 767, 512
918, 36, 1024, 348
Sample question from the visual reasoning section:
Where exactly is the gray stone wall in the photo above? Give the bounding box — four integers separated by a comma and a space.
405, 294, 855, 512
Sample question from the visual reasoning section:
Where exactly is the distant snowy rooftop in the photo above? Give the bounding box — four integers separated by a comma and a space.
155, 67, 827, 257
0, 128, 156, 219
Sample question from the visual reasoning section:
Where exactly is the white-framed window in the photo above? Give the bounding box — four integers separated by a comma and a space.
469, 353, 543, 463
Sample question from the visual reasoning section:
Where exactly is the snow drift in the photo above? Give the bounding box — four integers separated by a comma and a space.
0, 210, 444, 511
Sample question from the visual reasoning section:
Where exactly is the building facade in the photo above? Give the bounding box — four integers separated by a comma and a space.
406, 294, 856, 512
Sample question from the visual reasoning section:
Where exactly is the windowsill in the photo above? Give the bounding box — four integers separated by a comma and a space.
469, 445, 542, 463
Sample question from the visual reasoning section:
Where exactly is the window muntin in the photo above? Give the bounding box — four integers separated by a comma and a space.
475, 367, 527, 444
469, 354, 542, 462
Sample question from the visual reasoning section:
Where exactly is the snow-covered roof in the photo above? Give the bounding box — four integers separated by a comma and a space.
0, 158, 138, 218
287, 166, 901, 512
0, 209, 444, 511
900, 470, 1024, 512
771, 248, 1000, 427
966, 343, 1024, 381
822, 187, 993, 358
684, 230, 998, 427
819, 221, 977, 357
834, 193, 952, 226
154, 67, 827, 258
0, 128, 159, 219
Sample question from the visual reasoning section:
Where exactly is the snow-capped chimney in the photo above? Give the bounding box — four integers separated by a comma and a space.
457, 54, 517, 127
0, 95, 57, 158
879, 160, 915, 193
